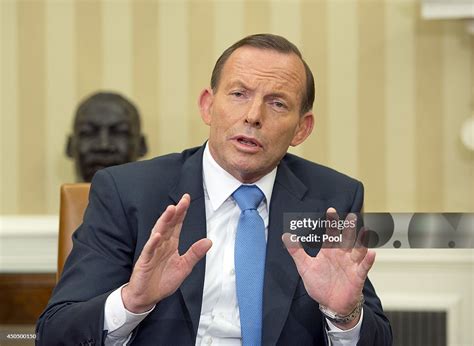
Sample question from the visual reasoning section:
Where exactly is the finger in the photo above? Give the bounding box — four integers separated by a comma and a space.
174, 194, 191, 223
356, 226, 375, 249
351, 228, 369, 263
171, 194, 191, 238
151, 194, 191, 240
165, 194, 190, 236
341, 213, 357, 250
357, 250, 376, 280
323, 207, 340, 249
140, 231, 162, 263
181, 238, 213, 272
151, 204, 176, 234
161, 194, 190, 230
282, 233, 309, 272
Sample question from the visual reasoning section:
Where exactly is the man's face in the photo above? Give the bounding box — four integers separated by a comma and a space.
200, 47, 314, 183
67, 100, 146, 182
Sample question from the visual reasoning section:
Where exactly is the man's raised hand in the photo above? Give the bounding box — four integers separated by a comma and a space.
282, 208, 375, 329
122, 194, 212, 313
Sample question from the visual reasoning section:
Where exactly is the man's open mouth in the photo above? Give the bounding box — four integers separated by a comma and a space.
234, 136, 262, 148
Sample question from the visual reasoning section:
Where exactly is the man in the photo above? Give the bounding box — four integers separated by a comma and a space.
38, 34, 391, 345
66, 92, 148, 182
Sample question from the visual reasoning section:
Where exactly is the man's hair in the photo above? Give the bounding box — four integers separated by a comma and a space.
210, 33, 315, 114
75, 92, 141, 128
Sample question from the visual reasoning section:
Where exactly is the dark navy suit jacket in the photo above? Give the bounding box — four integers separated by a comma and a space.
37, 145, 392, 345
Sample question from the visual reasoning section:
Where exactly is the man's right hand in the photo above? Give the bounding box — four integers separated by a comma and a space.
122, 194, 212, 313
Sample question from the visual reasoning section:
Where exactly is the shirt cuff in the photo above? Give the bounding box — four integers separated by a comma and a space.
325, 308, 363, 346
104, 284, 155, 338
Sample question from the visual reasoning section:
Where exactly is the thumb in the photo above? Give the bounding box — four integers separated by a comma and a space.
182, 238, 212, 271
282, 233, 308, 270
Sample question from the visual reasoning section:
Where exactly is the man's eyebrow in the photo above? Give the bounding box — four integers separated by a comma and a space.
263, 91, 295, 106
226, 79, 251, 90
225, 80, 293, 102
266, 91, 291, 100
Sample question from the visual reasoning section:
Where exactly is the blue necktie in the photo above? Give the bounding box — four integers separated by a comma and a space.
233, 185, 266, 346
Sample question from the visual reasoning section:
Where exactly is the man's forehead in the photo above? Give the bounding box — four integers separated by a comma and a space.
220, 46, 306, 92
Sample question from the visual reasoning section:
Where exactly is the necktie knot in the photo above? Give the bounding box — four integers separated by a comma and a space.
232, 185, 264, 211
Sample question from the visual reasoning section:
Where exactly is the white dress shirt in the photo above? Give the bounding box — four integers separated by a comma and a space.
103, 144, 362, 345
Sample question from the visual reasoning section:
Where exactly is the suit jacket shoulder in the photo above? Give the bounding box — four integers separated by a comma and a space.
104, 146, 202, 196
279, 153, 364, 213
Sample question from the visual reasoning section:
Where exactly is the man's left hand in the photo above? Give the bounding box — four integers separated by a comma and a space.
282, 207, 376, 330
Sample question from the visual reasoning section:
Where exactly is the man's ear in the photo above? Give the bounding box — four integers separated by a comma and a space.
198, 88, 214, 126
66, 135, 74, 158
138, 135, 148, 157
290, 112, 314, 147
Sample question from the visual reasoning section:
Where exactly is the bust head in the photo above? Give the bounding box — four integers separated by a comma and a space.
66, 92, 148, 182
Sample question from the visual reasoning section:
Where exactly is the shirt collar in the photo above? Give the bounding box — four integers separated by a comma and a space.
202, 143, 277, 212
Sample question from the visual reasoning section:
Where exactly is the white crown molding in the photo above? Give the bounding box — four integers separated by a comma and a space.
0, 215, 58, 273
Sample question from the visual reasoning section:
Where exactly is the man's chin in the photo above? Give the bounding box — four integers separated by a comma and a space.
230, 162, 271, 183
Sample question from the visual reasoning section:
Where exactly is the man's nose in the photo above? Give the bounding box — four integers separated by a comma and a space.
245, 99, 264, 128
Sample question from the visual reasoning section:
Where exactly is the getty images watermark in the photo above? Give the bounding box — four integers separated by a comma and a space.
288, 217, 357, 244
284, 212, 474, 249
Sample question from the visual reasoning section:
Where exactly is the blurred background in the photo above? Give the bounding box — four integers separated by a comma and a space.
1, 0, 472, 214
0, 0, 472, 345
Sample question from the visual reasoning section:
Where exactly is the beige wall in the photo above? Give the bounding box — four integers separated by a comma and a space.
0, 0, 472, 214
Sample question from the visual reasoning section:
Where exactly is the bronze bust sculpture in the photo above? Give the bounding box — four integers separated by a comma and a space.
66, 92, 148, 182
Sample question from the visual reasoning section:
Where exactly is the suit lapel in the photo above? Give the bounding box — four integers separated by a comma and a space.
169, 146, 207, 339
262, 159, 326, 345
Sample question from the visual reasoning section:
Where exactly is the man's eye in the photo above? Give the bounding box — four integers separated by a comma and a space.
272, 101, 287, 109
231, 91, 245, 98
